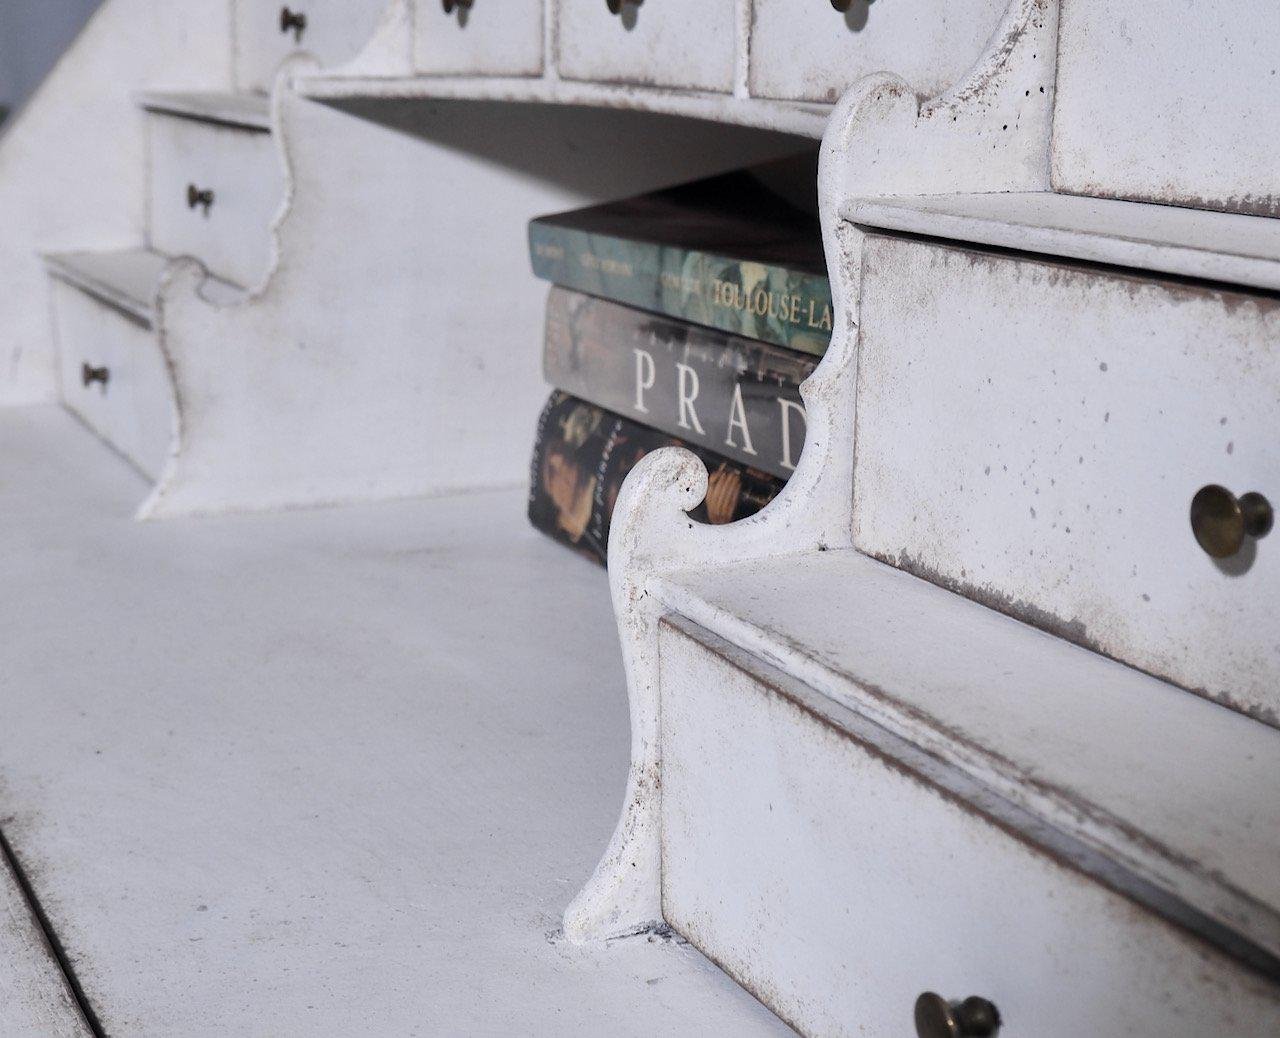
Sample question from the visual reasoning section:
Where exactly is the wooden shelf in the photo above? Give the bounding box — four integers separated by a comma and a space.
848, 192, 1280, 291
298, 74, 831, 140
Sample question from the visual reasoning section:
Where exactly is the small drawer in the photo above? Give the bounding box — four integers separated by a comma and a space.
750, 0, 1007, 103
148, 113, 281, 288
1053, 1, 1280, 216
853, 232, 1280, 724
658, 618, 1280, 1037
235, 0, 392, 93
415, 0, 544, 76
53, 280, 171, 480
556, 0, 736, 93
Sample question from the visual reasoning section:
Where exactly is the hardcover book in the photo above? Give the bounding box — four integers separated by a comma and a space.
528, 391, 785, 567
543, 287, 813, 480
528, 157, 831, 356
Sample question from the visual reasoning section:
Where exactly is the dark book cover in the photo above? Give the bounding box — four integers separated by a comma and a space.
544, 286, 814, 480
528, 155, 832, 356
528, 391, 786, 567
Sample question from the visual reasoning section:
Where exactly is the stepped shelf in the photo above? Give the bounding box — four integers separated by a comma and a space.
564, 0, 1280, 1030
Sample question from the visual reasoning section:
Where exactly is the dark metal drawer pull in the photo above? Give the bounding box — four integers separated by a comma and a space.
81, 363, 110, 389
442, 0, 474, 12
915, 992, 1001, 1038
606, 0, 643, 14
1191, 484, 1273, 559
187, 184, 214, 215
280, 7, 306, 42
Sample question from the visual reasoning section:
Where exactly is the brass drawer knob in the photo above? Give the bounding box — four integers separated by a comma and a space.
187, 184, 214, 215
606, 0, 643, 14
81, 363, 109, 389
1190, 484, 1273, 559
442, 0, 474, 12
280, 6, 306, 42
915, 992, 1001, 1038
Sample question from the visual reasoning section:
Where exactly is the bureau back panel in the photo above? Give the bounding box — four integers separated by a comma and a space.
1052, 0, 1280, 216
852, 232, 1280, 726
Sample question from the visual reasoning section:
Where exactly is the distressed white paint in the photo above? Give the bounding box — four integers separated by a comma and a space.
146, 108, 280, 289
10, 0, 1277, 1029
849, 191, 1280, 292
659, 617, 1280, 1037
556, 0, 737, 93
750, 0, 1008, 104
0, 0, 234, 407
1052, 0, 1280, 216
658, 548, 1280, 964
0, 404, 789, 1036
0, 845, 89, 1038
567, 0, 1059, 943
233, 0, 390, 94
414, 0, 544, 77
853, 233, 1280, 725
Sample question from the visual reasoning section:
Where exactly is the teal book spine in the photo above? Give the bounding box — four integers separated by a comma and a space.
528, 223, 833, 357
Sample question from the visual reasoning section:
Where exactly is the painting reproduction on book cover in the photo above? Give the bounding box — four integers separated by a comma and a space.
528, 392, 784, 566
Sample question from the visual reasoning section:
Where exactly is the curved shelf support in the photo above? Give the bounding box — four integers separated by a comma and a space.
563, 0, 1060, 943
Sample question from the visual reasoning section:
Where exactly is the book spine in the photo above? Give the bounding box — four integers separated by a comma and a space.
528, 391, 786, 567
528, 222, 832, 357
543, 287, 815, 480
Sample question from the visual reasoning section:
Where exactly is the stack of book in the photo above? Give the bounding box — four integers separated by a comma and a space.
525, 156, 831, 566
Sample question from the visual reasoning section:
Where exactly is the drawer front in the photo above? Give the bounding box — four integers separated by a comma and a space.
1053, 0, 1280, 216
54, 282, 171, 480
415, 0, 544, 76
235, 0, 391, 93
148, 114, 281, 288
853, 233, 1280, 726
659, 618, 1280, 1037
750, 0, 1008, 103
556, 0, 736, 93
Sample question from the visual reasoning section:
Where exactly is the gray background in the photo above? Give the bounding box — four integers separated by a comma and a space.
0, 0, 104, 118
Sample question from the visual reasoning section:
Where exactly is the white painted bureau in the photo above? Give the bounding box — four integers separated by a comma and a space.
2, 0, 1277, 1035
